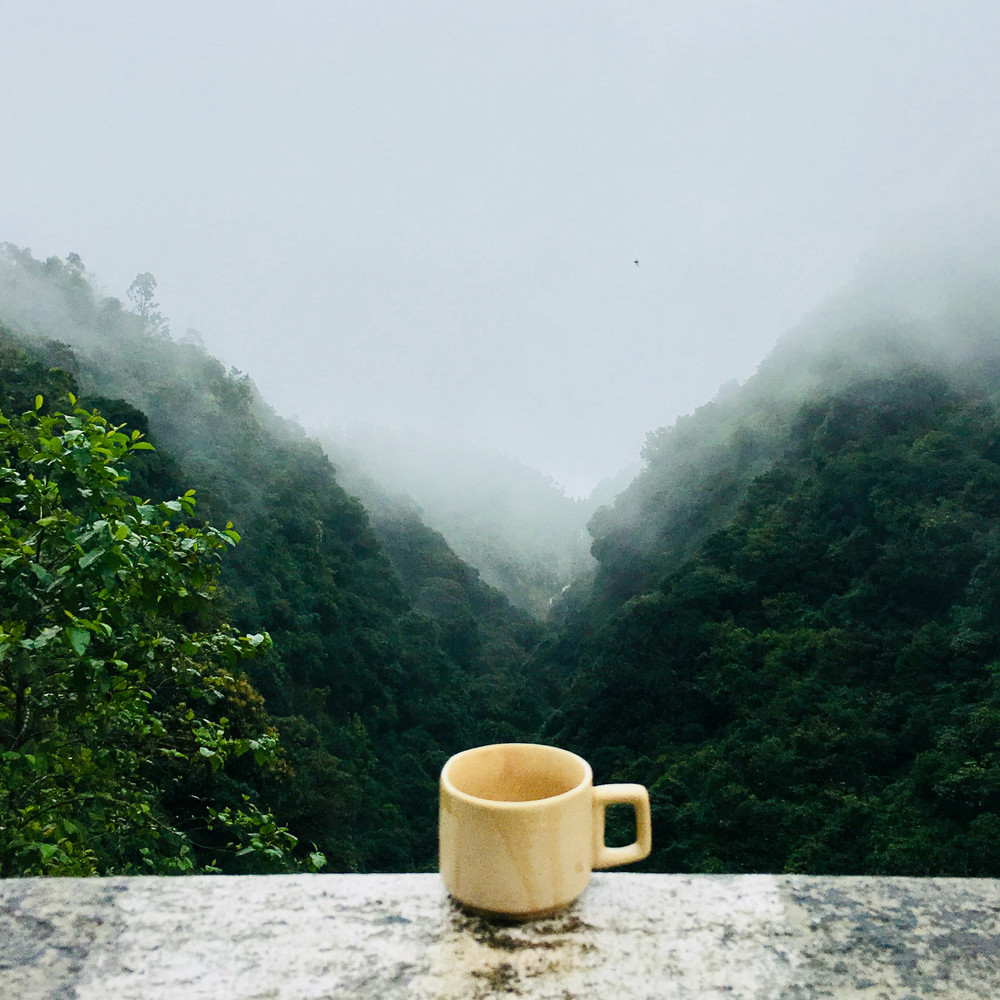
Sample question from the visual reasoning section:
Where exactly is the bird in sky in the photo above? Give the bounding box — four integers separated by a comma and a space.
634, 259, 639, 266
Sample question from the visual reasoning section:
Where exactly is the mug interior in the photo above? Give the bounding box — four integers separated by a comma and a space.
444, 743, 589, 803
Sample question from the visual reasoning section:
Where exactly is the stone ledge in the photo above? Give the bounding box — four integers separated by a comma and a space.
1, 873, 999, 999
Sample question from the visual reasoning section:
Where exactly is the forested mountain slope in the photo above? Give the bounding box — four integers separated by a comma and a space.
587, 278, 1000, 616
321, 426, 598, 617
0, 245, 545, 873
544, 274, 1000, 875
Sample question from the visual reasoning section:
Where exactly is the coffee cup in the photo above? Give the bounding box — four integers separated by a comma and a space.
439, 742, 652, 918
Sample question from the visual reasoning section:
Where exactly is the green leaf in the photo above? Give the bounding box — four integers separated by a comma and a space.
79, 548, 104, 569
29, 562, 54, 586
67, 628, 91, 655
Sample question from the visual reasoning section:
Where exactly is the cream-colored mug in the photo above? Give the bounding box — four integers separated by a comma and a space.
439, 742, 652, 918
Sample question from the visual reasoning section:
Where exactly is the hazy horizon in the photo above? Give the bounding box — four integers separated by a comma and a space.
4, 2, 1000, 496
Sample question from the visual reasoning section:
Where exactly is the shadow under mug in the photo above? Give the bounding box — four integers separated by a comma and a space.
439, 742, 652, 919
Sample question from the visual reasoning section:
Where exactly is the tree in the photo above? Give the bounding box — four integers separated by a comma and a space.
126, 272, 169, 338
0, 395, 303, 875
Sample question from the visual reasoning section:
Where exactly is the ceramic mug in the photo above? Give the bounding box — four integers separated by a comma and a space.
439, 742, 652, 918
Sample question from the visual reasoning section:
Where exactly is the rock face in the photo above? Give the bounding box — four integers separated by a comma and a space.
1, 873, 999, 999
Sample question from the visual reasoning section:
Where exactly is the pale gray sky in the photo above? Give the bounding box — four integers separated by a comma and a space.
3, 1, 999, 495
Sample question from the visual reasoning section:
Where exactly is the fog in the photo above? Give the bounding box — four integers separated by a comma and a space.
3, 1, 1000, 497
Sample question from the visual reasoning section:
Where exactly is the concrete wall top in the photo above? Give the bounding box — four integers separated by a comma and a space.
2, 873, 999, 999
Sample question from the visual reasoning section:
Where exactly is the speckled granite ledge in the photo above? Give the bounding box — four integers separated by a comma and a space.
1, 873, 999, 999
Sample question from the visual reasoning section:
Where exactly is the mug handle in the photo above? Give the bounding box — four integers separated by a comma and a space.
592, 784, 652, 869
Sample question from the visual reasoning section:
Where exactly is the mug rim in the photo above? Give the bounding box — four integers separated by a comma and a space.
441, 742, 593, 809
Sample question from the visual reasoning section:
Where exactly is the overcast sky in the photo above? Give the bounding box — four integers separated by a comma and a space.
3, 2, 1000, 496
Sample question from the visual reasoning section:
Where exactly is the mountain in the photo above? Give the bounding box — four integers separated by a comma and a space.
0, 244, 547, 873
320, 424, 600, 617
8, 237, 1000, 879
541, 253, 1000, 875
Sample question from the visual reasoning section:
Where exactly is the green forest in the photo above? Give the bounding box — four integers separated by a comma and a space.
3, 243, 1000, 877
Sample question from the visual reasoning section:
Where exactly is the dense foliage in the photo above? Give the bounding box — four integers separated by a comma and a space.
547, 346, 1000, 874
0, 246, 543, 873
0, 397, 295, 875
5, 242, 1000, 878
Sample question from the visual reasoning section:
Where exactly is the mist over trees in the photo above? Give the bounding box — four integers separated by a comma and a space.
4, 237, 1000, 877
544, 248, 1000, 874
321, 425, 602, 617
0, 245, 546, 873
